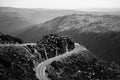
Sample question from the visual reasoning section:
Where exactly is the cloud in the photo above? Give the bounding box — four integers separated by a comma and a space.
0, 0, 119, 9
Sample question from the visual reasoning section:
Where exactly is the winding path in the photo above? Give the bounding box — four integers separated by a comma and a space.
0, 43, 87, 80
36, 43, 87, 80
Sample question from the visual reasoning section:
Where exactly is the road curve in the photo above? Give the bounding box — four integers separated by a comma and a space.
36, 43, 87, 80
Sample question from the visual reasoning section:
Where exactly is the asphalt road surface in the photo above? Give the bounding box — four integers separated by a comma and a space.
36, 43, 87, 80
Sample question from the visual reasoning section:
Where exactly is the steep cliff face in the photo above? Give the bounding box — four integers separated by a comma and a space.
37, 34, 75, 60
18, 14, 120, 62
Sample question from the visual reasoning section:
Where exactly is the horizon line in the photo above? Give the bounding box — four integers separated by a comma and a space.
0, 6, 120, 12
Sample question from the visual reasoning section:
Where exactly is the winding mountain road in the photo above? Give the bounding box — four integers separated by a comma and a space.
36, 43, 87, 80
0, 43, 87, 80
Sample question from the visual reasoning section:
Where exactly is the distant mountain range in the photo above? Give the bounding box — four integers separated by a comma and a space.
18, 14, 120, 41
0, 7, 120, 62
18, 14, 120, 62
0, 7, 120, 35
0, 7, 85, 34
0, 7, 120, 80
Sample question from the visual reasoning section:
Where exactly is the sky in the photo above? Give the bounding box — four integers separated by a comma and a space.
0, 0, 120, 9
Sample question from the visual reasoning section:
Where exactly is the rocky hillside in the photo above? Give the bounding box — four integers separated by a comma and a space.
18, 14, 120, 62
46, 50, 120, 80
0, 34, 120, 80
0, 34, 75, 80
0, 46, 39, 80
0, 33, 22, 44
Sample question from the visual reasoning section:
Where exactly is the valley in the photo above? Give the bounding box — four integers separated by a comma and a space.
0, 7, 120, 80
17, 14, 120, 62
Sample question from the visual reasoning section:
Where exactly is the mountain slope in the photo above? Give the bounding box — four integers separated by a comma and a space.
19, 14, 120, 41
1, 7, 120, 35
0, 7, 85, 35
0, 14, 32, 34
0, 33, 22, 44
0, 34, 76, 80
45, 49, 120, 80
0, 45, 39, 80
18, 14, 120, 62
0, 7, 34, 34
